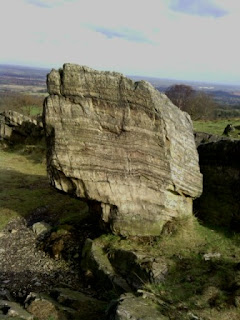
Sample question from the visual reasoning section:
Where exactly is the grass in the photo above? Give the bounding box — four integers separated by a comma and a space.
2, 144, 240, 319
193, 118, 240, 137
22, 105, 43, 116
0, 146, 89, 230
139, 217, 240, 319
98, 216, 240, 319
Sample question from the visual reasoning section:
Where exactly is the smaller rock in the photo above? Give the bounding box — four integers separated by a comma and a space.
32, 222, 51, 237
27, 294, 70, 320
187, 312, 202, 320
0, 300, 33, 320
51, 288, 107, 319
150, 259, 168, 284
110, 293, 168, 320
34, 282, 42, 287
203, 253, 221, 261
81, 239, 131, 293
10, 229, 18, 234
0, 289, 13, 302
223, 124, 235, 136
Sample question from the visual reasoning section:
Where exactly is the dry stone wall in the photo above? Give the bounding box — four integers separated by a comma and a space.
44, 64, 202, 236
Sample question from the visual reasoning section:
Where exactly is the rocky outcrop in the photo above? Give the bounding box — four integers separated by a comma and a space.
194, 131, 229, 147
0, 110, 44, 145
44, 63, 202, 236
108, 293, 168, 320
81, 237, 168, 292
195, 139, 240, 230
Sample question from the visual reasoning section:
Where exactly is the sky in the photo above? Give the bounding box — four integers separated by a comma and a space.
0, 0, 239, 85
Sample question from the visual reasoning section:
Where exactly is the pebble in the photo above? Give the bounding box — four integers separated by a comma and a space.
34, 282, 42, 287
3, 280, 10, 284
10, 229, 18, 234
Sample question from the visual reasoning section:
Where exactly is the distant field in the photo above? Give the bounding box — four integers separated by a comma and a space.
0, 64, 49, 94
193, 118, 240, 136
1, 64, 240, 123
0, 84, 47, 95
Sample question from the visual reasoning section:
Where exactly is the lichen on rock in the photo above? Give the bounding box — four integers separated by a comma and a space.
44, 63, 202, 236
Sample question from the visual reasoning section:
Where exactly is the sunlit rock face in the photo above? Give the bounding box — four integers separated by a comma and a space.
44, 63, 202, 236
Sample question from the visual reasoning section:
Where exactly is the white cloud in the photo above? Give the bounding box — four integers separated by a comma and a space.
0, 0, 239, 84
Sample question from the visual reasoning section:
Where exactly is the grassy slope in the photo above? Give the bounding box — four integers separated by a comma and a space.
0, 147, 89, 230
193, 118, 240, 137
101, 216, 240, 319
1, 138, 240, 318
146, 218, 240, 319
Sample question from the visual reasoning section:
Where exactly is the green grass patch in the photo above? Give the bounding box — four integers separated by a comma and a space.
193, 118, 240, 137
99, 216, 240, 319
22, 105, 43, 116
140, 217, 240, 319
0, 147, 89, 230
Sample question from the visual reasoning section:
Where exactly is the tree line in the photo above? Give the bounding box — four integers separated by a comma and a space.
0, 92, 44, 117
164, 84, 216, 121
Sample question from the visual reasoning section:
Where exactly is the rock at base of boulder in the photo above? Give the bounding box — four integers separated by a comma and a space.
81, 238, 132, 293
109, 293, 168, 320
0, 300, 33, 320
195, 139, 240, 230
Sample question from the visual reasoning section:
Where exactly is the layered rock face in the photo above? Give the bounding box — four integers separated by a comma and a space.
0, 110, 44, 145
44, 63, 202, 236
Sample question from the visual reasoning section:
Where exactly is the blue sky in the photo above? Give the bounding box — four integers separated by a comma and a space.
0, 0, 239, 85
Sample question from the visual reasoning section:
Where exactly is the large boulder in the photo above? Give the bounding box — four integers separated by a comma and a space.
43, 63, 202, 236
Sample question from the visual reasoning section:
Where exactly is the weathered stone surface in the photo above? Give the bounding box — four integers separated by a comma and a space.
194, 139, 240, 230
0, 110, 44, 145
109, 293, 168, 320
82, 236, 168, 292
0, 300, 33, 320
81, 238, 132, 292
51, 288, 107, 320
44, 63, 202, 236
26, 294, 68, 320
32, 221, 51, 236
108, 249, 168, 288
194, 131, 229, 147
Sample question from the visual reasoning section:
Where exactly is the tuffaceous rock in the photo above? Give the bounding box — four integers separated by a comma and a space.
43, 63, 202, 236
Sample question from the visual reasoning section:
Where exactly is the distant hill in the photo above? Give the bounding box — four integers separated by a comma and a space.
0, 64, 49, 89
1, 64, 240, 110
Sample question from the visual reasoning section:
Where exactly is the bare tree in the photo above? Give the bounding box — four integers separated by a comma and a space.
165, 85, 216, 120
165, 84, 194, 110
186, 92, 216, 120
